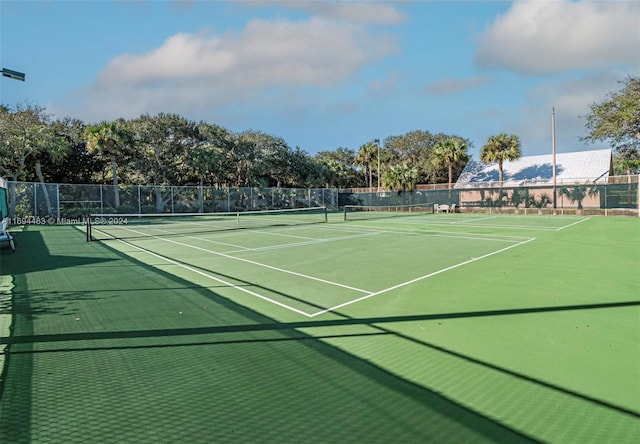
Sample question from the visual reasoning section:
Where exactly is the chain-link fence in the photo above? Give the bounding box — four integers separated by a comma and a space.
6, 182, 339, 220
337, 175, 639, 217
6, 177, 638, 221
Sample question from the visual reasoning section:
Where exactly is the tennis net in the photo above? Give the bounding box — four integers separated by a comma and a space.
343, 203, 434, 221
87, 206, 328, 241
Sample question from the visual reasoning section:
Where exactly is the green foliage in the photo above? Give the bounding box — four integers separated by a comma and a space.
559, 185, 599, 210
354, 140, 379, 189
431, 137, 470, 188
583, 76, 640, 153
382, 163, 419, 192
510, 188, 527, 209
0, 104, 69, 181
583, 76, 640, 174
480, 133, 521, 185
1, 104, 470, 191
528, 193, 552, 209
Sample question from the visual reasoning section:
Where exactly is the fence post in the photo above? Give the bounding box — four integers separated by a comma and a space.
56, 183, 60, 220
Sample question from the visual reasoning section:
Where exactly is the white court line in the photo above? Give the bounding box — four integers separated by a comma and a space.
117, 239, 313, 317
451, 216, 497, 224
251, 230, 321, 241
148, 224, 383, 253
118, 226, 373, 296
555, 217, 591, 231
391, 219, 561, 231
308, 237, 536, 317
108, 224, 535, 318
331, 222, 532, 242
225, 231, 383, 254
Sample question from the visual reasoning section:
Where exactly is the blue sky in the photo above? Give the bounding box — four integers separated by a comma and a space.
1, 0, 638, 160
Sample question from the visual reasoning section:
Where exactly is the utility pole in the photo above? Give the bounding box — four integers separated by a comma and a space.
374, 138, 381, 192
552, 107, 557, 211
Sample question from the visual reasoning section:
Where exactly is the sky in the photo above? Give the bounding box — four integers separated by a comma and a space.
1, 0, 639, 161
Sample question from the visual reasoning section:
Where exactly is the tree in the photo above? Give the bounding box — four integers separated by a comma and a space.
384, 130, 437, 184
48, 118, 102, 184
195, 122, 235, 187
382, 163, 418, 192
128, 113, 203, 212
314, 148, 360, 188
431, 137, 469, 189
480, 133, 522, 186
85, 120, 132, 208
0, 104, 69, 216
239, 131, 297, 188
583, 76, 640, 172
354, 140, 378, 189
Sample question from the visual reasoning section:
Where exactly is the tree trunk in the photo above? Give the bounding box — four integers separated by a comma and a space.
35, 160, 54, 217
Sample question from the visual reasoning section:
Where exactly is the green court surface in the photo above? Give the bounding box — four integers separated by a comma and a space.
1, 212, 639, 443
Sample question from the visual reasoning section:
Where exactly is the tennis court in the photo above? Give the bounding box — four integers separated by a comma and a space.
1, 209, 639, 443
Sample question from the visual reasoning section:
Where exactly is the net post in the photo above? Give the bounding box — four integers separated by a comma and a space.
343, 206, 347, 221
323, 206, 328, 223
86, 214, 91, 242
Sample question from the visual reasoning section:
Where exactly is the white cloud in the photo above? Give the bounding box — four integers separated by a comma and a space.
477, 0, 640, 74
77, 16, 399, 121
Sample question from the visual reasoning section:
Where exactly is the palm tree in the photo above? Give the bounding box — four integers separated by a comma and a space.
480, 133, 521, 187
431, 137, 469, 189
354, 141, 378, 190
382, 163, 418, 193
85, 121, 131, 208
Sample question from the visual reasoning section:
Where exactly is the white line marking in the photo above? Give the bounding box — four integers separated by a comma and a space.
308, 237, 536, 317
555, 217, 591, 231
451, 216, 497, 224
376, 219, 561, 231
121, 228, 373, 295
107, 222, 536, 317
332, 223, 531, 242
118, 239, 313, 317
227, 231, 383, 253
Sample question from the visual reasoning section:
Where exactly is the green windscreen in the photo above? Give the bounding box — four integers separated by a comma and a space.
0, 186, 8, 220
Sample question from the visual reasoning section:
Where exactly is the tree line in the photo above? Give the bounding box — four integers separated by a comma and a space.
1, 75, 638, 196
0, 106, 475, 192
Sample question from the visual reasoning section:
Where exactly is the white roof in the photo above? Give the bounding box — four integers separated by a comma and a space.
455, 149, 612, 187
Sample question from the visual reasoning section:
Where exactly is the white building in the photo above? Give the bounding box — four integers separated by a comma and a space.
455, 149, 613, 188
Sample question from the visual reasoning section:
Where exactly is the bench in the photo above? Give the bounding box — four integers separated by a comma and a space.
0, 218, 15, 252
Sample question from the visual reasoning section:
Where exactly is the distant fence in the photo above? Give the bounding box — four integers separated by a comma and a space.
339, 175, 639, 217
6, 176, 639, 221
